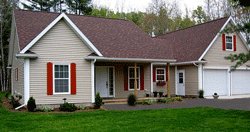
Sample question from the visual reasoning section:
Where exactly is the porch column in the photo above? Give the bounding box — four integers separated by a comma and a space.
24, 59, 30, 105
91, 59, 96, 103
167, 63, 170, 98
134, 63, 138, 96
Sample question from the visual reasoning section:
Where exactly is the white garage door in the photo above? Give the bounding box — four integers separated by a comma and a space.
232, 70, 250, 95
203, 69, 228, 96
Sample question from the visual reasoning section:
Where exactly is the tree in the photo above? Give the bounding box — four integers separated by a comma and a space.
192, 6, 209, 24
225, 0, 250, 68
65, 0, 92, 15
0, 0, 16, 91
22, 0, 55, 12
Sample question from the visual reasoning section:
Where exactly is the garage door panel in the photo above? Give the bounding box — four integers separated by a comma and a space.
203, 69, 228, 96
232, 70, 250, 95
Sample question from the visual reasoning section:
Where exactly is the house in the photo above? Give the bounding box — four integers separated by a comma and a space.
8, 10, 250, 106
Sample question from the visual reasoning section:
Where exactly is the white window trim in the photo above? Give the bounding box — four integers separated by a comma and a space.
226, 35, 233, 51
53, 63, 71, 95
156, 68, 166, 81
128, 66, 140, 91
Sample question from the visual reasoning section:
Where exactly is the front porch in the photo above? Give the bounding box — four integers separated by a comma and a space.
93, 61, 173, 100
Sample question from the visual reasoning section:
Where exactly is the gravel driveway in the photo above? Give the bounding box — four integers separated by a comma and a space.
103, 98, 250, 111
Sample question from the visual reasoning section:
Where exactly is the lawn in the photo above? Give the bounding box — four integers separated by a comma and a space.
0, 93, 250, 131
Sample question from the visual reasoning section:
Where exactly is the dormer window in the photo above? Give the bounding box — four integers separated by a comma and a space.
226, 36, 233, 51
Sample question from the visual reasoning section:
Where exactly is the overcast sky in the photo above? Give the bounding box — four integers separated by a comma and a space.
92, 0, 205, 13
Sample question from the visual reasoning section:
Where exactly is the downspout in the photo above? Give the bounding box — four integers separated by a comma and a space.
91, 59, 96, 103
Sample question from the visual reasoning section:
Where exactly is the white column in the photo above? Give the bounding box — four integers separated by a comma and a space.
24, 59, 30, 105
228, 68, 231, 96
198, 64, 203, 91
150, 63, 153, 93
91, 60, 96, 103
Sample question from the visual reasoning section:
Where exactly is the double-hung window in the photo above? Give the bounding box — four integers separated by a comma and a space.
128, 67, 140, 90
156, 68, 165, 81
226, 36, 233, 51
54, 65, 70, 94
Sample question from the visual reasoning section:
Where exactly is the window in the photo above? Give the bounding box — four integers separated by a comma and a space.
54, 65, 70, 94
156, 68, 165, 81
178, 72, 183, 84
128, 67, 140, 90
226, 36, 233, 50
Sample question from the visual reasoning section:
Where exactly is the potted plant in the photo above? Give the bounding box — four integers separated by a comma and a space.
213, 93, 219, 99
153, 91, 158, 97
156, 81, 166, 87
198, 90, 204, 98
158, 90, 164, 97
145, 93, 150, 97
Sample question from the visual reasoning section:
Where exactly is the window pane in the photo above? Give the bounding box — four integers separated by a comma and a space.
55, 65, 59, 71
226, 36, 232, 42
226, 42, 232, 49
129, 68, 134, 78
129, 79, 139, 89
157, 75, 164, 81
179, 73, 183, 84
54, 65, 69, 93
157, 69, 164, 74
55, 71, 59, 78
55, 79, 69, 93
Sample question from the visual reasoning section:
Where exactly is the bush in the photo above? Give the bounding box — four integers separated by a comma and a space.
5, 92, 10, 98
157, 98, 174, 103
36, 105, 54, 112
10, 95, 21, 108
198, 90, 204, 98
27, 97, 36, 112
127, 94, 137, 106
172, 97, 183, 101
141, 99, 157, 105
59, 102, 77, 112
94, 92, 103, 109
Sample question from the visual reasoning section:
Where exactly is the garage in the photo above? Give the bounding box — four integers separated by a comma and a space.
231, 70, 250, 95
203, 69, 228, 96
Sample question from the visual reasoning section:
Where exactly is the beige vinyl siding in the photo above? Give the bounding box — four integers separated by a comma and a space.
95, 62, 150, 98
29, 20, 92, 104
203, 31, 250, 67
11, 29, 24, 104
153, 66, 175, 95
177, 65, 198, 95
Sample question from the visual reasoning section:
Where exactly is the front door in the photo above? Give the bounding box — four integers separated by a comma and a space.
95, 67, 114, 98
177, 70, 185, 96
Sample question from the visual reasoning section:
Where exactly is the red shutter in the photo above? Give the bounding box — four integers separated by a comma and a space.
222, 34, 226, 51
70, 63, 76, 95
47, 62, 53, 95
233, 35, 236, 51
166, 66, 168, 81
140, 66, 144, 90
124, 66, 128, 91
153, 67, 156, 82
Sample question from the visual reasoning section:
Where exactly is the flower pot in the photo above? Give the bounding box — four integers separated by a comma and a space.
153, 92, 158, 97
146, 94, 150, 97
159, 92, 164, 97
213, 95, 219, 99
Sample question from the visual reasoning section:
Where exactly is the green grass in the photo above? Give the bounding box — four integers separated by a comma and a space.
0, 93, 250, 131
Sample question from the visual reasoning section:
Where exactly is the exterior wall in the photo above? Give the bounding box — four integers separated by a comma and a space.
153, 66, 175, 95
203, 31, 250, 67
95, 62, 150, 98
177, 65, 198, 96
29, 20, 92, 104
10, 26, 25, 104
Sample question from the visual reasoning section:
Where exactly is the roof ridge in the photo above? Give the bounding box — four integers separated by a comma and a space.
156, 16, 229, 38
15, 9, 130, 22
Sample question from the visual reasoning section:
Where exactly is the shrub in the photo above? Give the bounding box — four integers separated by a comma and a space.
127, 94, 137, 106
172, 97, 183, 101
5, 92, 10, 98
36, 105, 54, 112
27, 97, 36, 112
10, 95, 21, 108
141, 99, 157, 105
198, 90, 204, 98
157, 98, 174, 103
94, 92, 103, 109
59, 102, 77, 112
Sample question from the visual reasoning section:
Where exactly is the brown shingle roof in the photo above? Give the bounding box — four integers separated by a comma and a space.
14, 10, 174, 60
157, 17, 229, 62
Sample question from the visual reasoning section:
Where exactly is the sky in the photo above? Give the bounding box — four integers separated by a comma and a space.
92, 0, 205, 13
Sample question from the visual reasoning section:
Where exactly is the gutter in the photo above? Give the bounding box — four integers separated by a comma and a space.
16, 53, 38, 59
171, 61, 207, 66
85, 56, 176, 63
